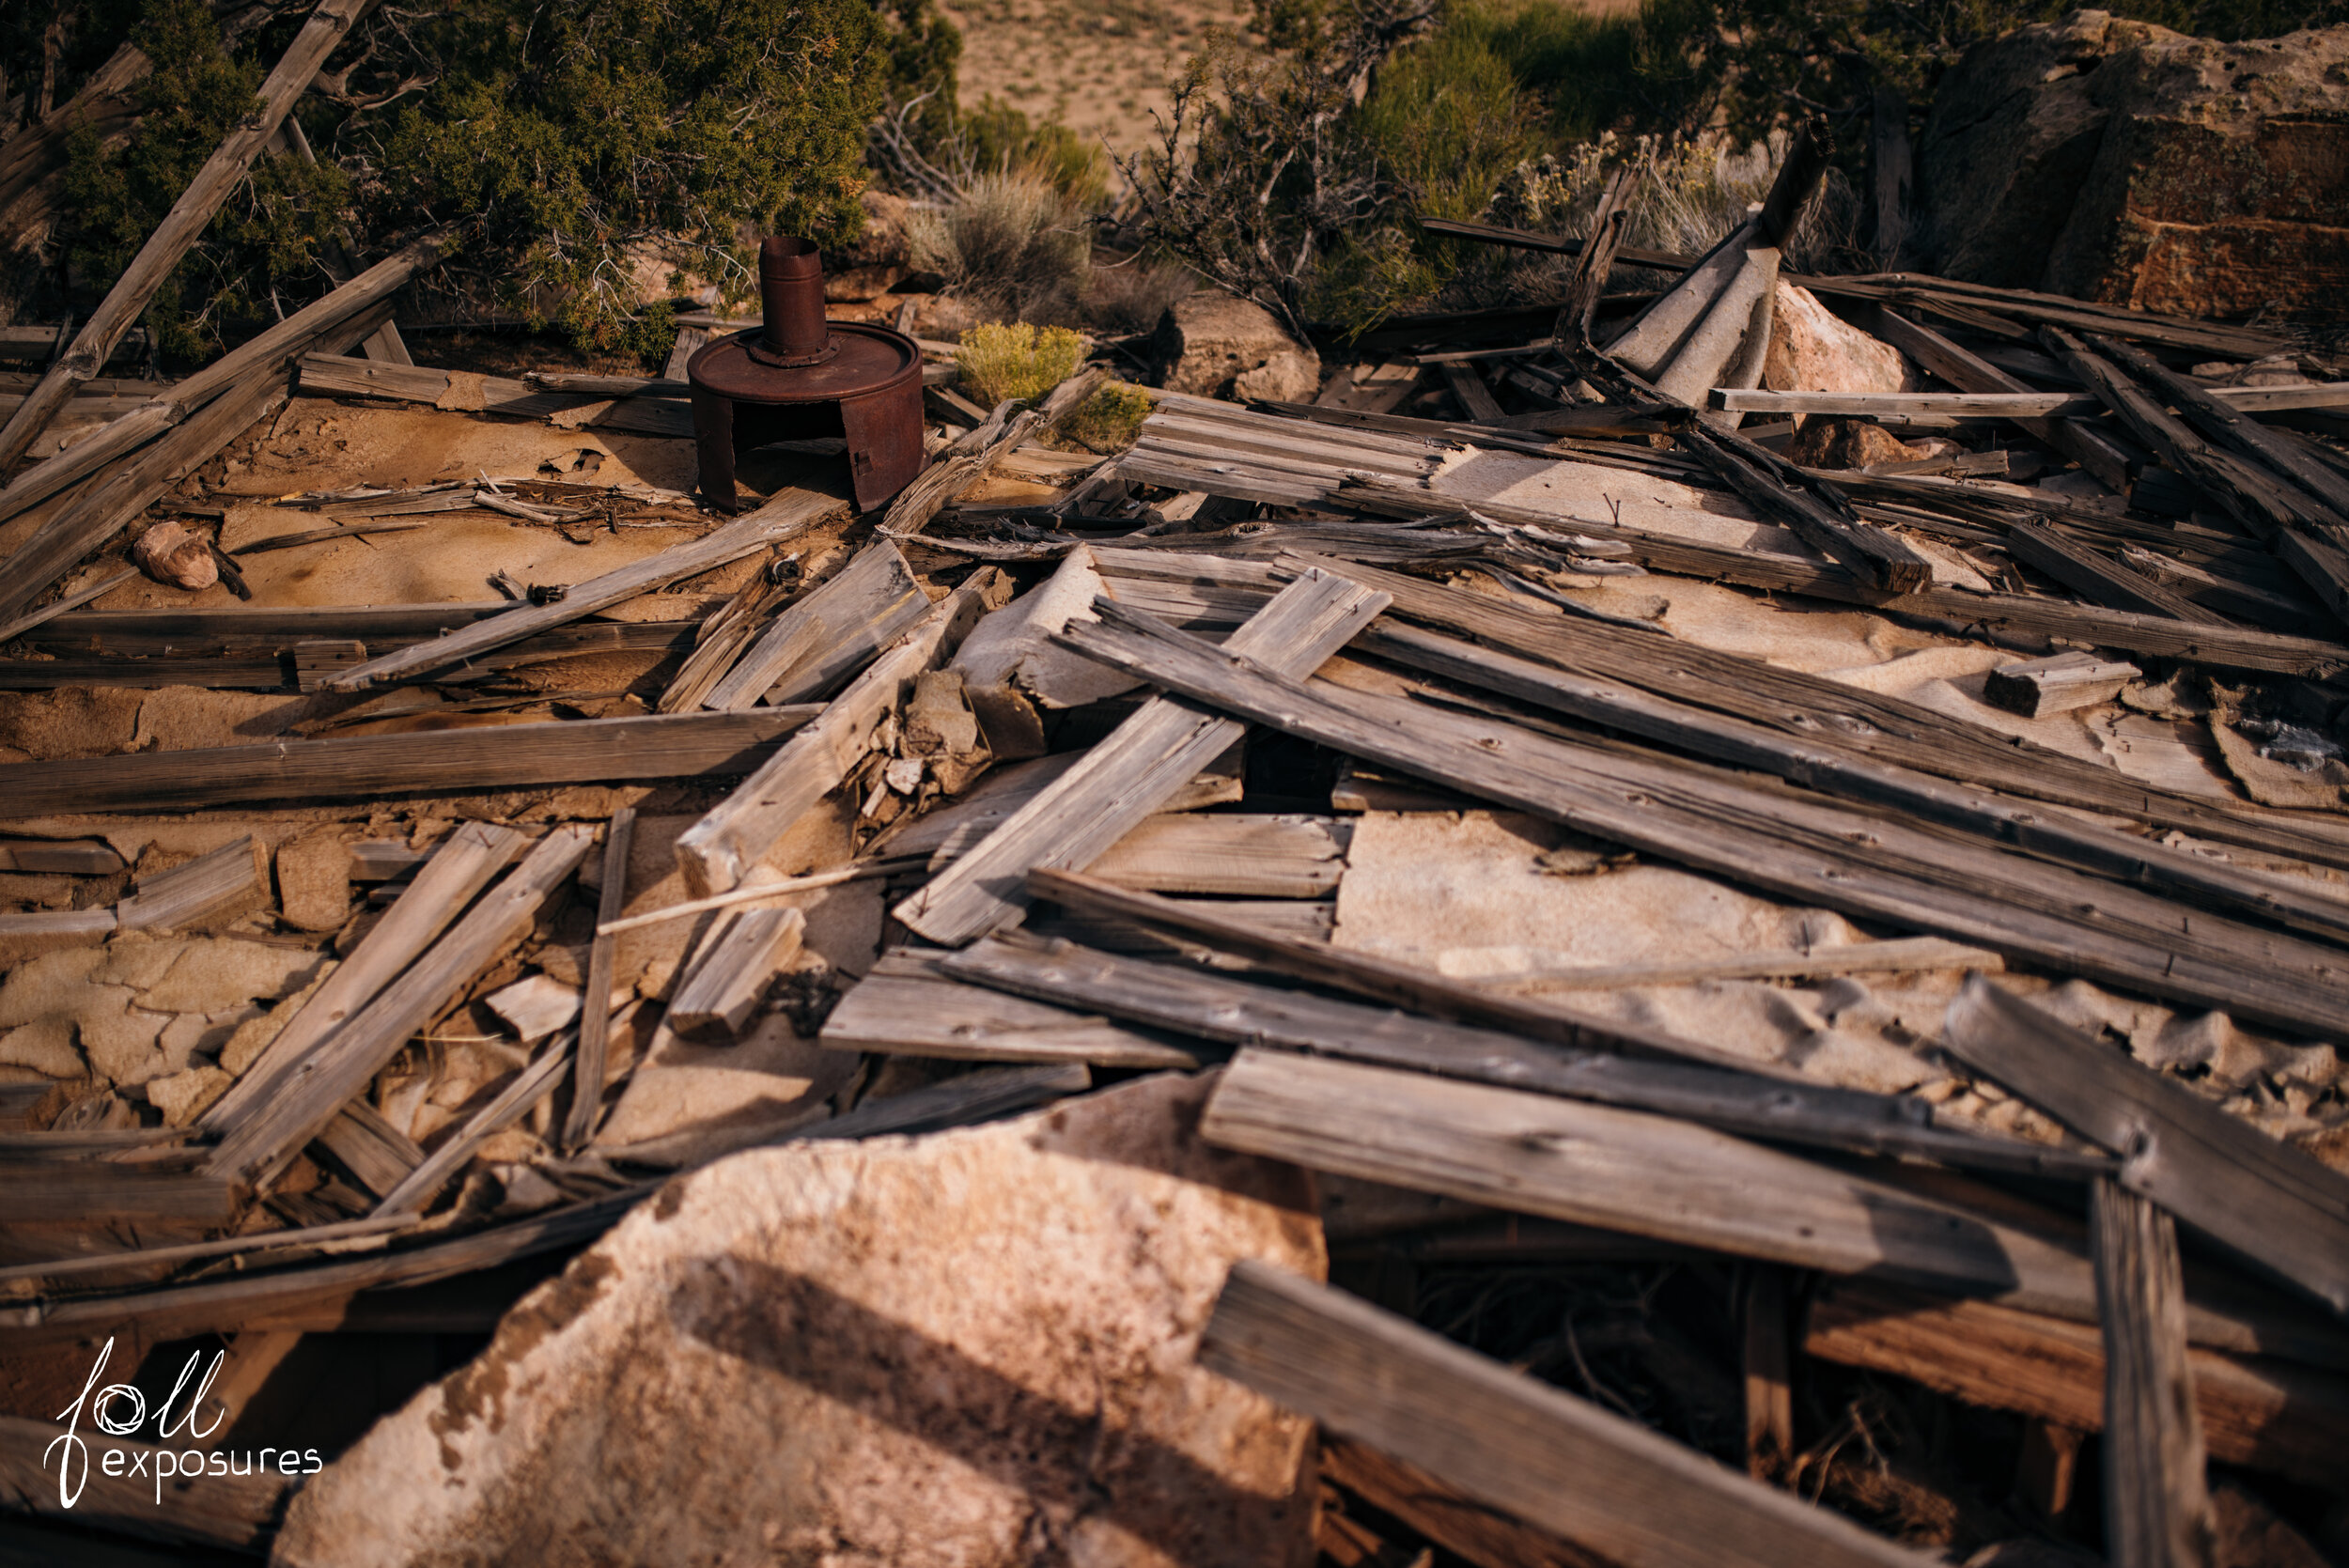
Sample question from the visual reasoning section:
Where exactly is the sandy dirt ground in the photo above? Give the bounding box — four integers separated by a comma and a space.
939, 0, 1257, 164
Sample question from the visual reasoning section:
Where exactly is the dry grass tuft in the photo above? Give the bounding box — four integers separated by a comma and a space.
909, 173, 1092, 320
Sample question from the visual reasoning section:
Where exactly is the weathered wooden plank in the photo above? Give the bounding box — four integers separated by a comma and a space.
2005, 520, 2225, 623
676, 567, 1009, 895
1866, 306, 2133, 487
0, 366, 301, 630
206, 827, 594, 1189
205, 824, 525, 1134
1058, 602, 2349, 1038
323, 487, 848, 691
1941, 978, 2349, 1317
1321, 1436, 1609, 1568
1298, 553, 2349, 872
0, 1162, 238, 1224
315, 1101, 424, 1199
1200, 1259, 1937, 1568
953, 928, 2104, 1177
563, 807, 633, 1152
668, 906, 804, 1039
2092, 1179, 2217, 1567
893, 570, 1390, 944
0, 837, 123, 875
1088, 813, 1346, 898
1357, 618, 2349, 946
0, 1411, 291, 1550
116, 835, 260, 932
0, 708, 818, 817
1335, 478, 2349, 676
1204, 1048, 2160, 1340
1804, 1279, 2349, 1488
817, 948, 1201, 1068
701, 539, 926, 710
1983, 651, 2139, 717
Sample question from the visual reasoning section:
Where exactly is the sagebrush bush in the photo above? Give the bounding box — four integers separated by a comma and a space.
909, 174, 1090, 321
1056, 380, 1153, 452
956, 321, 1085, 406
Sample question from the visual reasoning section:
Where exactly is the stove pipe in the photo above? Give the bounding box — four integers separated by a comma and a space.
757, 237, 831, 365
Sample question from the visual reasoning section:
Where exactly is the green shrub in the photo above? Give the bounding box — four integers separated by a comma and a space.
370, 0, 896, 352
1056, 379, 1153, 452
39, 0, 917, 361
57, 0, 348, 361
956, 320, 1086, 406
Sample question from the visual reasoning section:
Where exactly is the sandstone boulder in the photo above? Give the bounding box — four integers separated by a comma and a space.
1917, 10, 2349, 319
1763, 284, 1919, 399
273, 1072, 1323, 1568
1154, 292, 1322, 401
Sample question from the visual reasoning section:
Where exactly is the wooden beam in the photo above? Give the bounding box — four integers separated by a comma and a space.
0, 708, 819, 818
1715, 385, 2349, 418
1982, 651, 2139, 717
205, 827, 595, 1189
0, 0, 377, 473
1056, 603, 2349, 1039
1940, 978, 2349, 1318
1865, 306, 2131, 488
322, 487, 848, 690
675, 567, 1009, 895
893, 569, 1390, 944
563, 806, 633, 1152
2092, 1179, 2217, 1568
1200, 1259, 1937, 1568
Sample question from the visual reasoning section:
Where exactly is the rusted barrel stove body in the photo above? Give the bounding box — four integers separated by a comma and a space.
686, 237, 925, 514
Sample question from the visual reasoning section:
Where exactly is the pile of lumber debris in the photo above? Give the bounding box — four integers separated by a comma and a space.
4, 118, 2349, 1568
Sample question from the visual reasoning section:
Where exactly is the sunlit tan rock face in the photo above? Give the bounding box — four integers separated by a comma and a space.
274, 1071, 1324, 1568
1918, 10, 2349, 320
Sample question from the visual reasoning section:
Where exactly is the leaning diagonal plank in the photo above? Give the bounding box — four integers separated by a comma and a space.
322, 487, 848, 690
2092, 1180, 2217, 1566
894, 569, 1390, 944
675, 567, 1010, 894
1054, 602, 2349, 1038
0, 0, 376, 474
206, 827, 594, 1190
0, 233, 452, 532
1202, 1049, 2304, 1358
0, 707, 819, 817
202, 823, 525, 1134
1943, 978, 2349, 1317
944, 927, 2108, 1178
562, 806, 634, 1151
1201, 1259, 1939, 1568
700, 538, 926, 710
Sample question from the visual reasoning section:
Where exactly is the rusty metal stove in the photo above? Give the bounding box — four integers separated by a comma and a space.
687, 236, 926, 515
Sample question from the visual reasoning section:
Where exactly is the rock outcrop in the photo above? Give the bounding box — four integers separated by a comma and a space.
1153, 293, 1322, 402
273, 1072, 1323, 1568
1916, 9, 2349, 319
